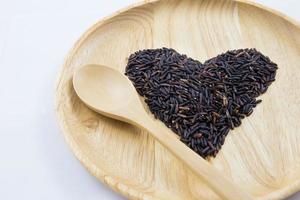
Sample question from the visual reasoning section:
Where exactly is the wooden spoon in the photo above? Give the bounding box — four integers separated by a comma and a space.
73, 64, 253, 200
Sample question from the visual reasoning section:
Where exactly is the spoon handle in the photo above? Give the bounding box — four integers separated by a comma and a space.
132, 112, 253, 200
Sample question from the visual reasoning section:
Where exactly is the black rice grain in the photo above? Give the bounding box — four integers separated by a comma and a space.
125, 48, 277, 158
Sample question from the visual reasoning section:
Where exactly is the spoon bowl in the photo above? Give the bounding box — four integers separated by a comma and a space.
73, 65, 136, 114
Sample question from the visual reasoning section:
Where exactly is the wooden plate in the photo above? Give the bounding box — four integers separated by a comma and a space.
55, 0, 300, 199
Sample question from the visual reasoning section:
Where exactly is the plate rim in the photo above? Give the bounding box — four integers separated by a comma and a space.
55, 0, 300, 199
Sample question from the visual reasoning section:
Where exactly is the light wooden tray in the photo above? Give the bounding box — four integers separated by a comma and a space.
55, 0, 300, 199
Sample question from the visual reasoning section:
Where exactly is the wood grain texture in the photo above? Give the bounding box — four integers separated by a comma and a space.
55, 0, 300, 199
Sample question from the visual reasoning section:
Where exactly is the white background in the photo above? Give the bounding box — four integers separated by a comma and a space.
0, 0, 299, 199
